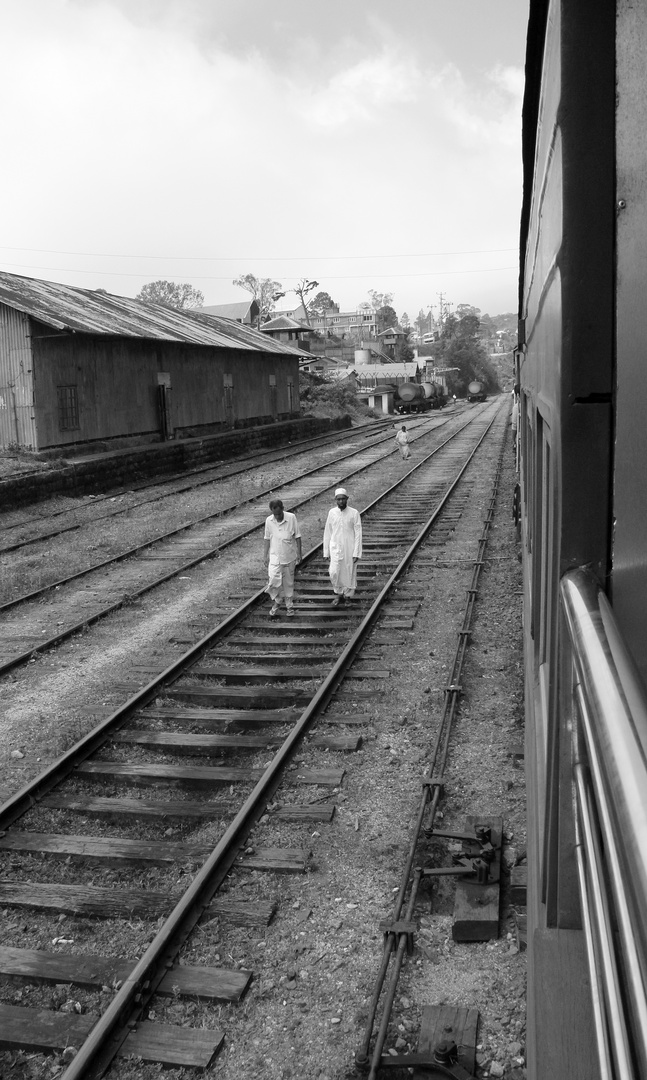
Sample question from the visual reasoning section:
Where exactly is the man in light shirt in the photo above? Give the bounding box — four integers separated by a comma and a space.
323, 487, 362, 607
263, 498, 302, 618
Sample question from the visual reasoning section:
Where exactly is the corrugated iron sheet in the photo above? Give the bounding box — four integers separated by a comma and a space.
0, 304, 37, 448
0, 272, 308, 357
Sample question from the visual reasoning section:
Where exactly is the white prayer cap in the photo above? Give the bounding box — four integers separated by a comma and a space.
335, 487, 348, 497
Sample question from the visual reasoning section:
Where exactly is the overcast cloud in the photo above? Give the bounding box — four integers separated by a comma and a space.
1, 0, 528, 320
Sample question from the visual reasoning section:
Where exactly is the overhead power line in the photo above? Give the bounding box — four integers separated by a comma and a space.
0, 244, 517, 262
0, 259, 517, 281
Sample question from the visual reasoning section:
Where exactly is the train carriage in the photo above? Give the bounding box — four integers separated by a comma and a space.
519, 3, 647, 1079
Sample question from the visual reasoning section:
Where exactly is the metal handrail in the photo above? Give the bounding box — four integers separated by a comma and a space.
561, 568, 647, 1080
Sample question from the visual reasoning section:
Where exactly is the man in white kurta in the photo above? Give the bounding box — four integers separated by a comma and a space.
323, 488, 362, 606
395, 425, 411, 459
264, 498, 302, 617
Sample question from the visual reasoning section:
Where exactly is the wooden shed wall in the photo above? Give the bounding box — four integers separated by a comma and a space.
31, 331, 299, 449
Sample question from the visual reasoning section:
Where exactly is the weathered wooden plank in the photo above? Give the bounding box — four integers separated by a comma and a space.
158, 686, 312, 708
0, 1003, 95, 1053
226, 636, 346, 646
140, 707, 298, 724
236, 847, 308, 873
77, 761, 262, 788
206, 897, 276, 926
414, 1004, 479, 1080
452, 816, 502, 942
114, 731, 290, 752
76, 761, 343, 788
332, 687, 384, 699
242, 621, 353, 633
309, 735, 362, 751
113, 731, 361, 753
175, 666, 389, 681
39, 795, 230, 818
0, 881, 178, 918
0, 831, 210, 866
293, 768, 344, 786
0, 1005, 224, 1068
122, 1020, 224, 1068
0, 947, 251, 1002
275, 804, 335, 822
137, 708, 370, 727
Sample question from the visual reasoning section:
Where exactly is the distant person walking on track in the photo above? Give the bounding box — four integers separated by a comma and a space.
323, 488, 362, 607
395, 425, 411, 460
263, 498, 302, 618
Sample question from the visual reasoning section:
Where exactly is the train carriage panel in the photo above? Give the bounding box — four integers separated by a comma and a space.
612, 0, 647, 693
520, 2, 617, 1077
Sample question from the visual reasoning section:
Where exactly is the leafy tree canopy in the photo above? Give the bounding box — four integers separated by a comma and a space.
455, 303, 481, 320
232, 274, 285, 319
309, 291, 337, 317
368, 289, 394, 311
137, 281, 204, 310
376, 305, 398, 334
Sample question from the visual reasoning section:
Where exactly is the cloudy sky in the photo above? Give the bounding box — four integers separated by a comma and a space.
1, 0, 529, 321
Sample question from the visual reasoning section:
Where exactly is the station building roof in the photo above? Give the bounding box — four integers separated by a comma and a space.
0, 272, 307, 357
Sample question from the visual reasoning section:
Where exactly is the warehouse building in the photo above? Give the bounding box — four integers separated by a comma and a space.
0, 272, 304, 452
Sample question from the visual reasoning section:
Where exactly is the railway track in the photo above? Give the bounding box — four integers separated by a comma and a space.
0, 416, 404, 553
0, 402, 504, 1078
0, 409, 477, 678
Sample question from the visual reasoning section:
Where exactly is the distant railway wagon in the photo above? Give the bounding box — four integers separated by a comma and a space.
0, 272, 303, 452
394, 381, 446, 414
519, 4, 647, 1080
466, 380, 487, 403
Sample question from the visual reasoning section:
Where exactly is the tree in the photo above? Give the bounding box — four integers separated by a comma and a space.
400, 311, 411, 330
376, 305, 398, 334
309, 291, 337, 317
368, 289, 394, 311
395, 333, 415, 363
433, 308, 500, 397
414, 308, 433, 340
293, 278, 319, 326
455, 303, 481, 320
136, 281, 204, 309
232, 274, 285, 322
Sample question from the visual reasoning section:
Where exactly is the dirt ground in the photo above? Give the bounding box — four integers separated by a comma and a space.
0, 401, 526, 1080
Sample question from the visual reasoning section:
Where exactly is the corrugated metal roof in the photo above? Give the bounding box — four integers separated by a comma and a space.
261, 315, 309, 331
201, 300, 256, 320
0, 271, 307, 357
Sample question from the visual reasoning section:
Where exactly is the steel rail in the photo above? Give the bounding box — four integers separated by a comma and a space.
0, 414, 403, 551
0, 411, 483, 680
357, 417, 507, 1076
49, 411, 501, 1079
562, 567, 647, 1080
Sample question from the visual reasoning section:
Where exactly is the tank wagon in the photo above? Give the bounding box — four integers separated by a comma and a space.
519, 4, 647, 1079
394, 381, 446, 414
466, 380, 487, 403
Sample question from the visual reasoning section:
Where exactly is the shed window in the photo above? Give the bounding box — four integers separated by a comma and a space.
57, 386, 79, 430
